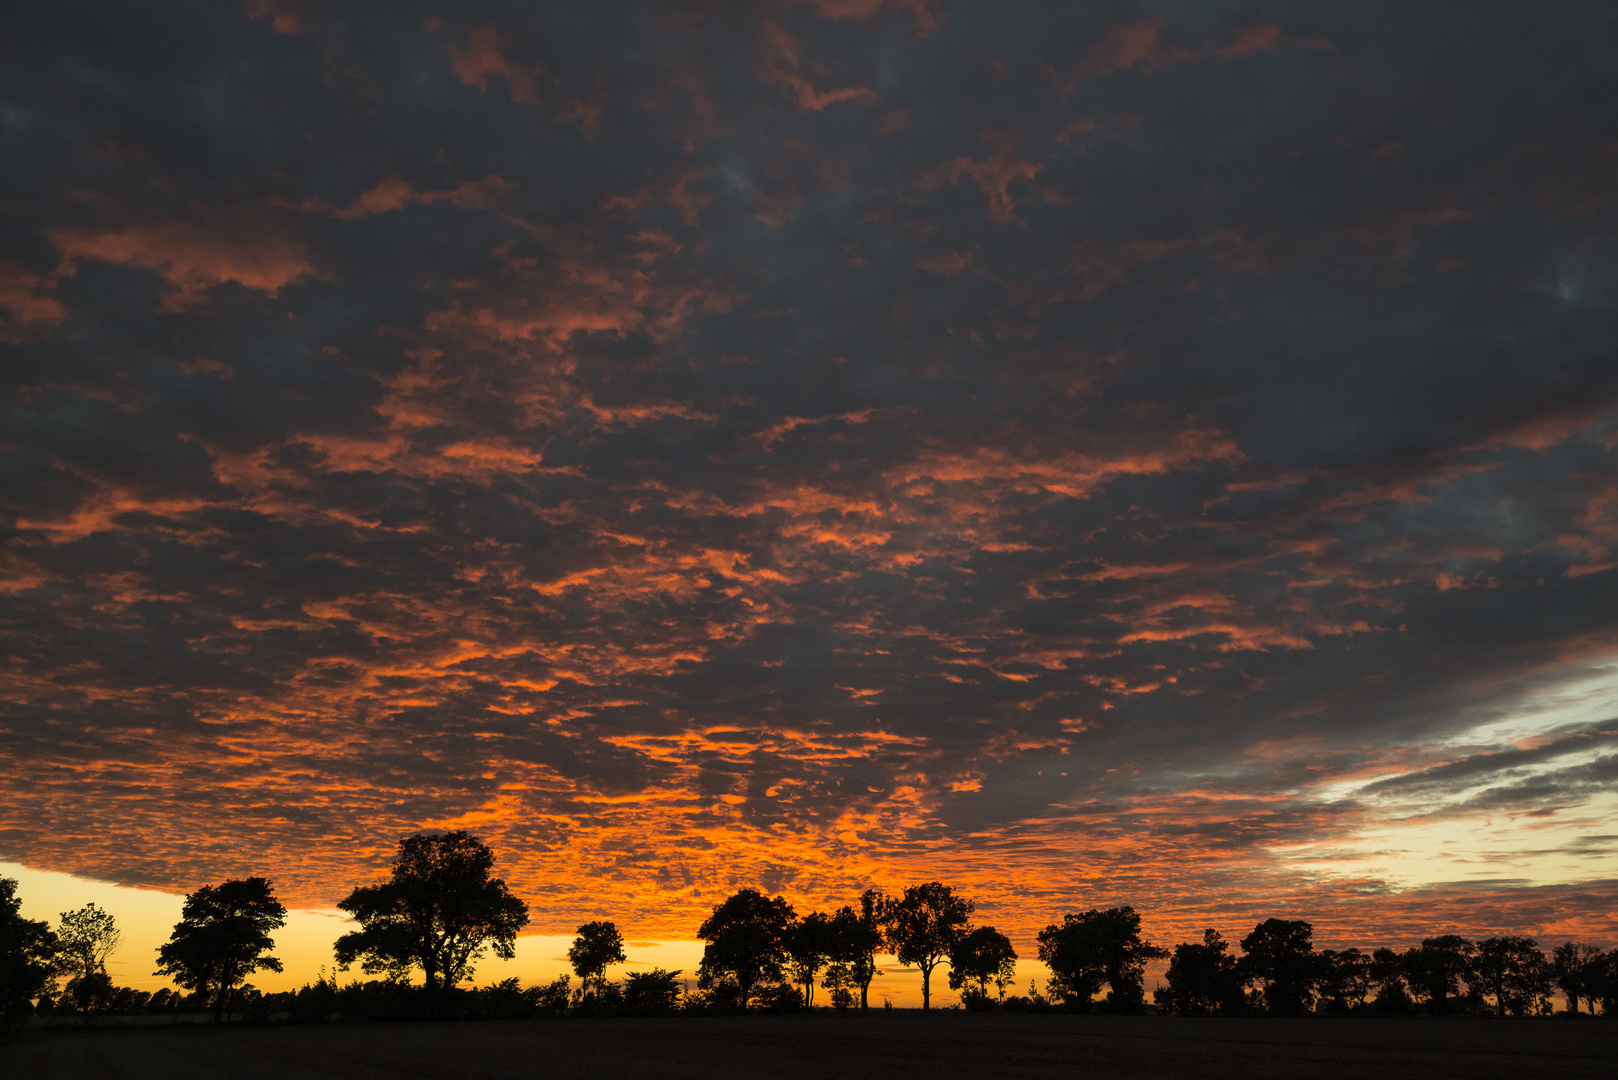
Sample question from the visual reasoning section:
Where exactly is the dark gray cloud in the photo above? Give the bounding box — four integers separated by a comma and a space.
2, 0, 1617, 942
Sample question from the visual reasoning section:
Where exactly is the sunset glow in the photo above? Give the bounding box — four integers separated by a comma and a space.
3, 1, 1616, 1002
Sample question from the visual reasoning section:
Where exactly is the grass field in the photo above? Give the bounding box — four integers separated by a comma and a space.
4, 1012, 1613, 1079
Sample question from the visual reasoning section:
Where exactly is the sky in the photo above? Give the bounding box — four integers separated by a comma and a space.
2, 1, 1617, 1000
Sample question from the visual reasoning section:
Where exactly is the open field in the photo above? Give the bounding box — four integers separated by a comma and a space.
4, 1013, 1614, 1080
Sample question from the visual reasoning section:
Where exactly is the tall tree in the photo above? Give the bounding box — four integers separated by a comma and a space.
1160, 929, 1245, 1016
1551, 941, 1605, 1015
1401, 935, 1475, 1017
1368, 947, 1412, 1013
1475, 936, 1548, 1017
568, 921, 626, 1000
0, 878, 58, 1029
844, 889, 887, 1010
334, 831, 529, 1014
1038, 906, 1166, 1014
154, 877, 288, 1023
1238, 919, 1318, 1017
785, 911, 836, 1008
1316, 948, 1371, 1013
948, 925, 1017, 1006
57, 903, 120, 1026
696, 888, 795, 1011
883, 882, 973, 1011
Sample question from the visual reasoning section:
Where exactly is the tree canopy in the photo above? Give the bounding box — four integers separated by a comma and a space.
883, 882, 973, 1011
1238, 919, 1318, 1017
56, 902, 120, 1025
155, 877, 287, 1023
0, 878, 58, 1029
568, 921, 626, 998
696, 888, 794, 1011
334, 831, 529, 1012
1157, 929, 1245, 1016
949, 925, 1017, 1007
1037, 906, 1165, 1013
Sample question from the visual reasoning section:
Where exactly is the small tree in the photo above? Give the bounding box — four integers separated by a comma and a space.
155, 877, 288, 1023
823, 889, 886, 1010
696, 888, 794, 1011
1316, 948, 1371, 1013
1401, 935, 1475, 1016
1159, 929, 1245, 1016
785, 911, 837, 1007
568, 921, 626, 1001
622, 967, 683, 1015
1, 879, 58, 1029
883, 882, 973, 1011
1238, 919, 1318, 1017
335, 832, 529, 1015
1551, 942, 1605, 1015
1038, 906, 1166, 1013
57, 903, 121, 1026
949, 925, 1017, 1007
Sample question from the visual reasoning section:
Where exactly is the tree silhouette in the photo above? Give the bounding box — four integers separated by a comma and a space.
154, 877, 287, 1023
1038, 906, 1165, 1014
57, 903, 120, 1026
785, 911, 836, 1007
830, 888, 886, 1010
1238, 919, 1317, 1017
622, 967, 683, 1014
1159, 929, 1245, 1016
1551, 942, 1604, 1015
1402, 934, 1475, 1017
334, 831, 529, 1015
1472, 936, 1547, 1017
1368, 947, 1412, 1014
696, 888, 794, 1011
1316, 948, 1371, 1013
1, 878, 58, 1029
568, 921, 626, 1001
948, 925, 1017, 1007
884, 882, 973, 1011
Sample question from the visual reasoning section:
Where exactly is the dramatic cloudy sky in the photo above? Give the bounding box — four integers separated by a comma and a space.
3, 0, 1617, 954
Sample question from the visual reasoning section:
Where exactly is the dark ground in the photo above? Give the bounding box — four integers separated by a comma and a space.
4, 1013, 1614, 1079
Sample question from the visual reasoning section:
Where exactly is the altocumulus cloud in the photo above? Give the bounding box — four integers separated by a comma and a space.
2, 0, 1618, 945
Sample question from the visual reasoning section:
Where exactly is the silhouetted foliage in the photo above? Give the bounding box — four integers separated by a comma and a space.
949, 925, 1016, 1008
696, 888, 795, 1011
334, 832, 529, 1015
785, 911, 836, 1007
622, 967, 684, 1015
568, 920, 626, 1001
56, 902, 120, 1026
0, 877, 58, 1029
1239, 919, 1318, 1017
1402, 935, 1475, 1016
154, 876, 287, 1023
1316, 948, 1371, 1013
288, 971, 338, 1024
1038, 906, 1166, 1014
883, 882, 973, 1011
1551, 942, 1604, 1015
822, 890, 885, 1010
1475, 936, 1550, 1016
1157, 929, 1246, 1016
1367, 947, 1413, 1015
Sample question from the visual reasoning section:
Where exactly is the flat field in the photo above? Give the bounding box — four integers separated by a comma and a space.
4, 1012, 1613, 1079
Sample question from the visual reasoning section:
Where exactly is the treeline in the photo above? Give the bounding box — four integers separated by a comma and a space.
3, 832, 1615, 1029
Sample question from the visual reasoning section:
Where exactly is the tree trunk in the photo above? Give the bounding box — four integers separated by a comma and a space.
921, 963, 931, 1010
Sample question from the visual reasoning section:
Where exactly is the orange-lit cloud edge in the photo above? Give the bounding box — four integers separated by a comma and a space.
2, 1, 1617, 985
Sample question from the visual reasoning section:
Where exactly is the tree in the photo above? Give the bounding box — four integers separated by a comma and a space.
1368, 947, 1412, 1014
154, 877, 288, 1023
785, 911, 837, 1007
823, 889, 887, 1010
568, 921, 626, 1001
949, 925, 1017, 1007
0, 878, 58, 1029
1551, 942, 1605, 1015
1238, 919, 1318, 1017
1316, 948, 1370, 1013
622, 967, 683, 1015
696, 888, 795, 1011
883, 882, 973, 1011
334, 832, 529, 1015
1472, 936, 1547, 1017
1402, 935, 1475, 1016
1038, 906, 1166, 1014
1159, 929, 1245, 1016
57, 903, 121, 1026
